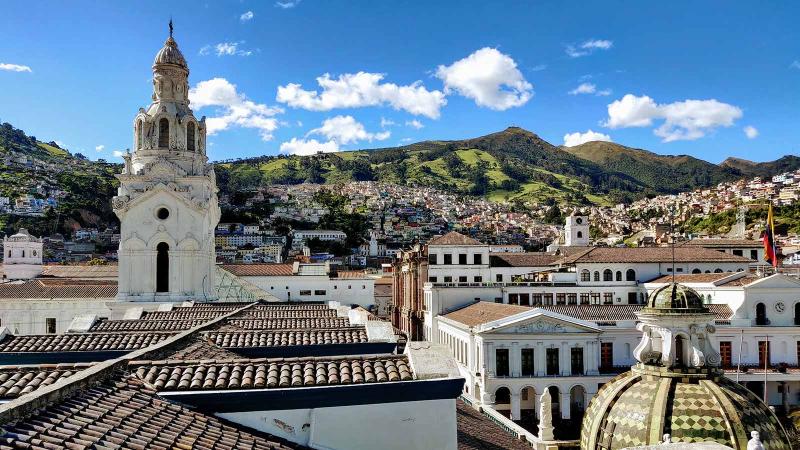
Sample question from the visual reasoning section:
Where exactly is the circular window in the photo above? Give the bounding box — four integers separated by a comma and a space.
156, 208, 170, 220
576, 217, 583, 224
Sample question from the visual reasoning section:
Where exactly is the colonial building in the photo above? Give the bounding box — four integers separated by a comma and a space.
113, 27, 220, 302
1, 229, 43, 280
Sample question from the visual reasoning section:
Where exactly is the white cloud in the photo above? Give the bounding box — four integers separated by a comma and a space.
435, 47, 533, 110
275, 0, 301, 8
744, 125, 759, 139
566, 39, 614, 58
406, 119, 424, 129
0, 63, 32, 72
277, 72, 446, 119
200, 42, 252, 57
582, 39, 613, 50
400, 138, 413, 143
189, 77, 283, 141
596, 89, 612, 96
308, 115, 390, 145
112, 150, 125, 158
95, 145, 105, 152
530, 64, 547, 72
563, 130, 612, 147
569, 83, 596, 95
240, 11, 254, 22
380, 117, 395, 128
279, 138, 339, 155
604, 94, 743, 142
791, 60, 800, 70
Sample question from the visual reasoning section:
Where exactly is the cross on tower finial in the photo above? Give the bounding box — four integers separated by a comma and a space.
169, 18, 173, 38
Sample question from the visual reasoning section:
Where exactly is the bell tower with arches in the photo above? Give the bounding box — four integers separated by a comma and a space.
113, 23, 220, 302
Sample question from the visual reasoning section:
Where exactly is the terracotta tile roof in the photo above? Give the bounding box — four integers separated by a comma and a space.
558, 247, 752, 264
234, 309, 337, 319
221, 263, 294, 276
444, 302, 733, 327
89, 319, 208, 332
490, 253, 559, 267
40, 264, 119, 278
680, 239, 763, 248
140, 310, 230, 321
646, 272, 739, 283
226, 317, 352, 330
0, 332, 175, 353
166, 336, 243, 361
375, 276, 393, 285
0, 363, 93, 399
205, 328, 369, 348
428, 231, 483, 246
0, 377, 306, 449
717, 275, 761, 286
130, 355, 414, 390
443, 302, 531, 327
334, 270, 370, 279
251, 303, 330, 310
456, 400, 534, 450
0, 279, 117, 299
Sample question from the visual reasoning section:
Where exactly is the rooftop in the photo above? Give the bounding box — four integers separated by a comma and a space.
428, 231, 483, 246
489, 252, 559, 267
558, 247, 753, 264
220, 263, 294, 277
0, 279, 117, 299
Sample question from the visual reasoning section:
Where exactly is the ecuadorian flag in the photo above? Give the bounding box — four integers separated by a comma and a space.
763, 204, 778, 267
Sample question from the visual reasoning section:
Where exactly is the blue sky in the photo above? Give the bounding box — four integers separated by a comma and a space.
0, 1, 798, 163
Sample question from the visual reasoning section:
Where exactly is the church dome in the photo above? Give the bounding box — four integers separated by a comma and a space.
153, 36, 187, 68
645, 282, 706, 312
7, 228, 36, 242
580, 365, 790, 450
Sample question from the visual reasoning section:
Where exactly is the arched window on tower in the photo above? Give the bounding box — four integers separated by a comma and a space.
158, 118, 169, 148
137, 120, 144, 149
187, 122, 196, 151
626, 269, 636, 281
603, 269, 613, 281
156, 242, 169, 293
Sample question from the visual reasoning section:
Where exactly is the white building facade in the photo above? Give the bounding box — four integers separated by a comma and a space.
2, 229, 43, 280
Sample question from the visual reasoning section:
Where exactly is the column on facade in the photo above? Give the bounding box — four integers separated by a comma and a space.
582, 340, 590, 375
587, 341, 599, 375
487, 342, 495, 376
561, 341, 570, 376
511, 392, 521, 421
535, 341, 545, 376
511, 342, 520, 377
561, 391, 571, 420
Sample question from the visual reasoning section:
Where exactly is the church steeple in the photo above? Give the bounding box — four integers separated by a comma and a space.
113, 22, 220, 303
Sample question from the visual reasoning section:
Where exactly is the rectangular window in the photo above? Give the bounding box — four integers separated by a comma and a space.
474, 276, 483, 283
719, 341, 732, 368
314, 290, 326, 296
508, 294, 519, 305
495, 274, 503, 282
628, 292, 638, 304
474, 254, 483, 265
733, 249, 743, 256
580, 293, 590, 305
556, 293, 566, 305
603, 293, 614, 304
519, 293, 530, 306
546, 348, 559, 375
458, 276, 467, 283
459, 254, 467, 265
429, 276, 438, 283
759, 341, 771, 368
496, 349, 510, 377
751, 250, 758, 260
45, 318, 56, 334
532, 294, 542, 306
543, 294, 553, 305
571, 347, 584, 375
444, 254, 452, 265
521, 348, 535, 376
567, 293, 577, 305
299, 290, 312, 296
428, 254, 437, 264
591, 293, 601, 304
600, 342, 613, 370
444, 276, 452, 283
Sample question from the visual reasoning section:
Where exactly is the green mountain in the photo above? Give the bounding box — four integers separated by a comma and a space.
719, 155, 800, 179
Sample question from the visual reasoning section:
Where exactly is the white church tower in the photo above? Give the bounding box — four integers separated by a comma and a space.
113, 23, 220, 302
2, 229, 43, 280
564, 214, 589, 247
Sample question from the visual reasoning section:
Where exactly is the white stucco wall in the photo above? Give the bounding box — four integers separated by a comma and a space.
240, 275, 375, 308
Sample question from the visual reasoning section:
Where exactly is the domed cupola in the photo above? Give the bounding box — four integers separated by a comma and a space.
580, 282, 791, 450
153, 35, 188, 69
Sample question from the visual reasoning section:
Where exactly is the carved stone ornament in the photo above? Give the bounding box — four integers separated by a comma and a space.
509, 320, 566, 333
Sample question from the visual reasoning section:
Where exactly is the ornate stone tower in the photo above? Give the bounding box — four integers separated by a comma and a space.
565, 214, 589, 247
113, 24, 220, 302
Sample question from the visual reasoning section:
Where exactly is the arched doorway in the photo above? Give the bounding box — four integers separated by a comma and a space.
547, 386, 561, 420
674, 335, 688, 367
794, 303, 800, 325
494, 387, 511, 418
570, 385, 586, 420
755, 302, 768, 325
158, 118, 169, 148
520, 387, 537, 429
156, 242, 169, 293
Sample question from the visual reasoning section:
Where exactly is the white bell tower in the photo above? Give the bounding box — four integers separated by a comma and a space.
113, 22, 220, 302
564, 215, 589, 247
